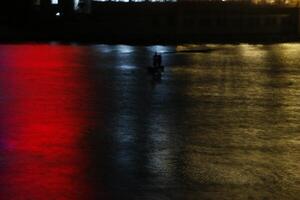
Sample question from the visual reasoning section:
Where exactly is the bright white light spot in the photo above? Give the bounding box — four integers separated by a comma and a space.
117, 45, 134, 53
56, 12, 61, 16
120, 65, 136, 70
74, 0, 80, 9
51, 0, 58, 4
148, 45, 172, 54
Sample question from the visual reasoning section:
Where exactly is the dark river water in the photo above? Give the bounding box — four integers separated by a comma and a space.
0, 43, 299, 200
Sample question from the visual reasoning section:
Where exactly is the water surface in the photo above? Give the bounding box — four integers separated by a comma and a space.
0, 43, 299, 200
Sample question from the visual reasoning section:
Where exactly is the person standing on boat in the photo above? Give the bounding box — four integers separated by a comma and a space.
153, 52, 159, 67
157, 54, 162, 67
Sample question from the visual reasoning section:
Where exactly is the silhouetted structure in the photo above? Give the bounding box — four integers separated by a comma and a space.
0, 1, 300, 42
88, 2, 299, 42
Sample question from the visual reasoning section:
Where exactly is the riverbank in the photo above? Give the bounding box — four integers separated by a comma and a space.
1, 2, 299, 44
0, 32, 299, 45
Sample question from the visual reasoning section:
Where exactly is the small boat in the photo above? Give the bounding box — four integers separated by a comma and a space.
148, 53, 164, 80
151, 70, 162, 81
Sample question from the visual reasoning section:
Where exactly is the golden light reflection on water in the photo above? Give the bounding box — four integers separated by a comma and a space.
170, 43, 300, 199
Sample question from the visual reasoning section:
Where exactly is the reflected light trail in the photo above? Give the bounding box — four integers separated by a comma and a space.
116, 45, 134, 54
0, 45, 100, 199
119, 64, 136, 70
147, 45, 173, 54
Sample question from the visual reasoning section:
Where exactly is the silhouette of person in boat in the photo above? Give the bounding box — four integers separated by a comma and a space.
153, 52, 158, 67
149, 52, 164, 77
157, 54, 162, 67
153, 52, 162, 67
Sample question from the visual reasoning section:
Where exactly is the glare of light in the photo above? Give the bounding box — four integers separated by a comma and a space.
51, 0, 58, 4
276, 43, 300, 60
148, 45, 173, 54
238, 43, 267, 59
116, 45, 134, 53
120, 65, 136, 70
56, 12, 61, 17
74, 0, 79, 7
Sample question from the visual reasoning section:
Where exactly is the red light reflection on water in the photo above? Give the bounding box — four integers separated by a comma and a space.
0, 45, 96, 199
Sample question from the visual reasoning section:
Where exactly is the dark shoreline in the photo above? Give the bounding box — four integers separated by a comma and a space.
1, 2, 299, 45
1, 36, 299, 45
